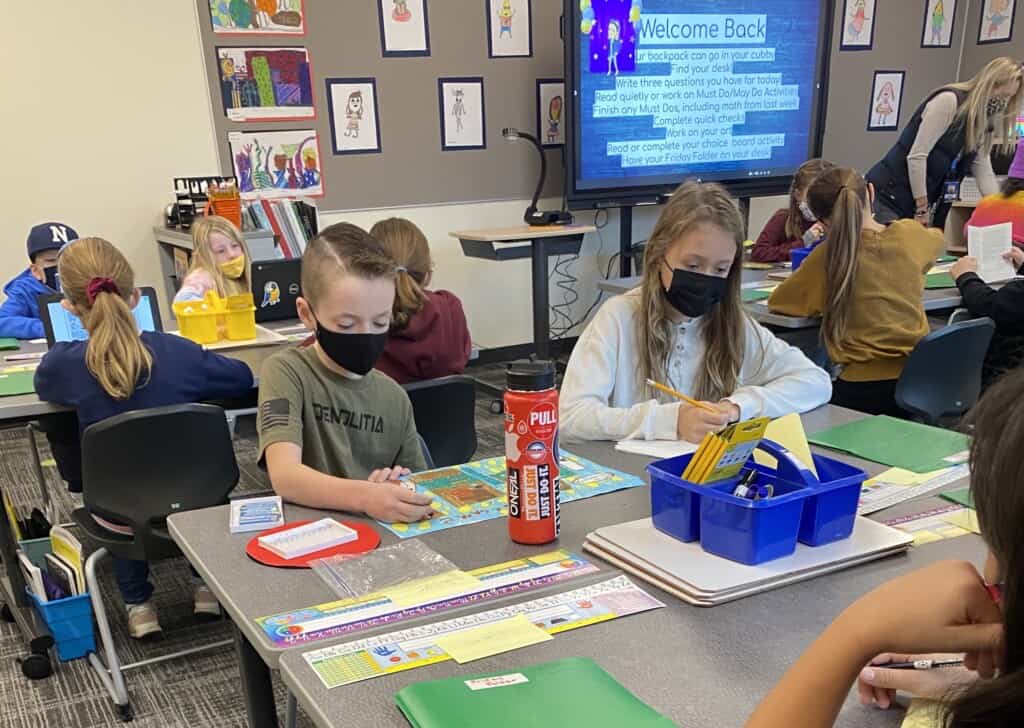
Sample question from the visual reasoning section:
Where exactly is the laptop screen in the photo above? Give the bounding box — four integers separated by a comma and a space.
46, 293, 158, 343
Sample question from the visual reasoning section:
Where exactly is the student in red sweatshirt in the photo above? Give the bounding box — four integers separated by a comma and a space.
751, 159, 833, 263
370, 218, 472, 384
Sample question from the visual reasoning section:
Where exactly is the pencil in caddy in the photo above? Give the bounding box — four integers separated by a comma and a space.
648, 440, 866, 565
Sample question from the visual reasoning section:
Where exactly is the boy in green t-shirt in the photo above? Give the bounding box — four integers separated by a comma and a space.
258, 223, 434, 523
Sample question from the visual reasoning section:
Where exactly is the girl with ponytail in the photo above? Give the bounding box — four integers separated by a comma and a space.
768, 166, 945, 416
34, 237, 253, 639
369, 218, 471, 384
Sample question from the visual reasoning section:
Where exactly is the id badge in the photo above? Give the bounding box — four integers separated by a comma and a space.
942, 179, 961, 203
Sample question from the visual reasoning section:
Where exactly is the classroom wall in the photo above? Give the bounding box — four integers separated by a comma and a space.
0, 3, 219, 304
821, 0, 971, 172
959, 2, 1024, 77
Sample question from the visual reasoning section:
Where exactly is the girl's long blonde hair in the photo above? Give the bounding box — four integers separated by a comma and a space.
805, 167, 867, 355
945, 56, 1024, 155
639, 181, 749, 402
188, 216, 252, 298
369, 218, 431, 331
58, 238, 152, 400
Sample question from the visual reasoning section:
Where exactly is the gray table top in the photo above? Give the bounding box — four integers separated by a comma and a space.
597, 274, 963, 330
166, 404, 973, 727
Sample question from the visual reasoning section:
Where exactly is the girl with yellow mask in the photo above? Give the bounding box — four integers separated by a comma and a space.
174, 216, 252, 303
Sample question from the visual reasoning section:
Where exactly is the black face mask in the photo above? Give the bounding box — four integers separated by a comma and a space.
663, 267, 728, 318
43, 266, 60, 292
313, 317, 388, 376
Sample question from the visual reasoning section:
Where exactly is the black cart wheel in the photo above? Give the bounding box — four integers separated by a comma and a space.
0, 603, 14, 623
117, 703, 134, 722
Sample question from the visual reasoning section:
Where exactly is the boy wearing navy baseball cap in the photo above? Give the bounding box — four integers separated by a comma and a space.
0, 222, 78, 339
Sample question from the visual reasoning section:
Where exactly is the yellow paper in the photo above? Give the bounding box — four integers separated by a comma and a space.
436, 614, 552, 664
381, 569, 483, 608
901, 699, 944, 728
753, 413, 818, 476
865, 467, 949, 487
940, 509, 981, 534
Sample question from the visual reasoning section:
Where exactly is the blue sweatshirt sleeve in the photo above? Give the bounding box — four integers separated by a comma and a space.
194, 348, 255, 400
0, 293, 44, 339
34, 345, 75, 406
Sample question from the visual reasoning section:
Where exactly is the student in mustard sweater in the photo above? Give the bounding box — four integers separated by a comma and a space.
768, 166, 945, 416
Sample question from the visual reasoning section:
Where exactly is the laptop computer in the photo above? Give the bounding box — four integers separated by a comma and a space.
251, 259, 302, 323
37, 286, 163, 348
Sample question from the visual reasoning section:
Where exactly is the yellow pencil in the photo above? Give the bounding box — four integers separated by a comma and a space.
646, 378, 718, 413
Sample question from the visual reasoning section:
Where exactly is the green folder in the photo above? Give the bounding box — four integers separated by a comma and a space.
925, 272, 956, 289
942, 488, 974, 509
0, 370, 35, 397
741, 289, 772, 303
936, 255, 958, 263
394, 658, 676, 728
809, 416, 969, 474
0, 338, 19, 351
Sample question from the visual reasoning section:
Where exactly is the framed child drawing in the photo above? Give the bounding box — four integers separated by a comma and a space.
867, 70, 905, 132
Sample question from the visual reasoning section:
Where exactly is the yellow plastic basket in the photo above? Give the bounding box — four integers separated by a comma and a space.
224, 293, 256, 341
172, 299, 220, 345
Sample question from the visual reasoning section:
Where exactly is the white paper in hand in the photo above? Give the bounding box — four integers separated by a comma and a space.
967, 223, 1017, 283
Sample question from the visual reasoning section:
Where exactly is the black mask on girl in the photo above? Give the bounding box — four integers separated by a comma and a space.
313, 316, 388, 376
663, 268, 728, 318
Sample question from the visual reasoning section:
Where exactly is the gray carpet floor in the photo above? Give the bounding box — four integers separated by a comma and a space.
1, 386, 506, 727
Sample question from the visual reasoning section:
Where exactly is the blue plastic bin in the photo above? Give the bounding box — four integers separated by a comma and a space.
790, 246, 813, 270
28, 589, 95, 661
648, 440, 866, 565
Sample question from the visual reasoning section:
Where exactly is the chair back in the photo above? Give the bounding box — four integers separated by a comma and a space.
403, 376, 477, 468
895, 318, 995, 424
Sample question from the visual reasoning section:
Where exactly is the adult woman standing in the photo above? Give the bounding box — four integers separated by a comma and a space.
866, 57, 1023, 226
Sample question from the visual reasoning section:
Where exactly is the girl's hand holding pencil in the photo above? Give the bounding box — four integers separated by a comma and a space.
857, 653, 977, 708
646, 379, 739, 442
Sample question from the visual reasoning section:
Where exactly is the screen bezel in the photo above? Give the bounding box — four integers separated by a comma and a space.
563, 0, 836, 209
38, 286, 164, 348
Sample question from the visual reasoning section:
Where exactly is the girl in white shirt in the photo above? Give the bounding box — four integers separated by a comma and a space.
560, 181, 832, 443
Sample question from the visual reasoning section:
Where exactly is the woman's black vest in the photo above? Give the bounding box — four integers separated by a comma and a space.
866, 88, 972, 219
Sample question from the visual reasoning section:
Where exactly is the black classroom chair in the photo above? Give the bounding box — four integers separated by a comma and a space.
403, 376, 478, 468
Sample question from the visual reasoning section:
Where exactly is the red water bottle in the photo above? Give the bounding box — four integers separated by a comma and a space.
504, 361, 560, 545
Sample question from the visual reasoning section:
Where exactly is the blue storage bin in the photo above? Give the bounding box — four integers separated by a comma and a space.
648, 439, 866, 564
28, 589, 95, 661
790, 246, 813, 270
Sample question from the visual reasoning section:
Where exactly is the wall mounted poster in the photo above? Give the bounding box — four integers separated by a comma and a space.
217, 47, 314, 121
978, 0, 1016, 43
868, 71, 905, 132
536, 79, 564, 147
439, 78, 485, 150
487, 0, 532, 57
210, 0, 305, 35
922, 0, 957, 47
378, 0, 430, 56
840, 0, 876, 50
228, 129, 324, 199
326, 78, 383, 155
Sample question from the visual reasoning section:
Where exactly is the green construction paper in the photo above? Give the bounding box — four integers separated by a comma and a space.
741, 289, 772, 303
0, 338, 20, 351
0, 370, 35, 397
925, 273, 956, 289
942, 488, 974, 509
809, 416, 969, 474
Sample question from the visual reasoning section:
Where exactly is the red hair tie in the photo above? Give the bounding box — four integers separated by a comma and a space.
85, 277, 121, 305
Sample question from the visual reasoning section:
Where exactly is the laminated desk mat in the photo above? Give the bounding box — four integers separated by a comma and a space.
808, 416, 969, 474
0, 369, 35, 397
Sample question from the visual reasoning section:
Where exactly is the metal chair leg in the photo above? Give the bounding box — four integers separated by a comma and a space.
85, 549, 131, 716
286, 692, 298, 728
24, 424, 52, 524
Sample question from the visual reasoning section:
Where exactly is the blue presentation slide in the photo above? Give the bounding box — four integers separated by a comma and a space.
48, 295, 157, 343
575, 0, 823, 191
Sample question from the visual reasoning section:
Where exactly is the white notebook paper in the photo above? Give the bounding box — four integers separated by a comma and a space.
257, 518, 357, 560
967, 222, 1017, 283
614, 439, 698, 459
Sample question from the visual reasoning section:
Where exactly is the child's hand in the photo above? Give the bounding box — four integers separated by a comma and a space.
1003, 247, 1024, 270
676, 401, 732, 443
841, 561, 1003, 675
359, 482, 434, 523
951, 256, 979, 280
857, 653, 977, 708
367, 466, 412, 484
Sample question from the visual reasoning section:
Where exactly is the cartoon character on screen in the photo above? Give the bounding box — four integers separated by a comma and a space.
344, 90, 363, 139
393, 0, 412, 22
261, 281, 280, 308
987, 0, 1012, 38
930, 1, 946, 44
497, 0, 515, 38
874, 80, 896, 126
451, 88, 467, 132
847, 0, 869, 41
607, 19, 622, 76
547, 95, 563, 144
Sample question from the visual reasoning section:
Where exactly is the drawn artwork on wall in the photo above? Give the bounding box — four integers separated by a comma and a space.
921, 0, 957, 47
228, 129, 324, 198
378, 0, 431, 56
867, 70, 905, 132
486, 0, 532, 57
978, 0, 1016, 43
536, 79, 564, 147
438, 78, 485, 150
840, 0, 876, 50
209, 0, 306, 34
326, 78, 383, 155
216, 47, 314, 121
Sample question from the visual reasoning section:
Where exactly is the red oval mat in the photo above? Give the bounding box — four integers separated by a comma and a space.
245, 520, 381, 568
